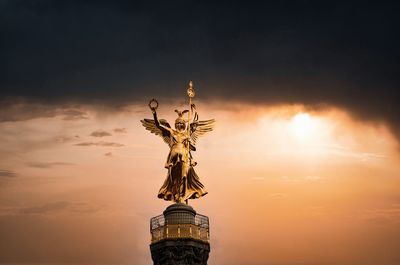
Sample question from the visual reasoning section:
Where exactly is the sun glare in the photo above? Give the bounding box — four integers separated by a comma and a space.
256, 109, 336, 159
289, 112, 316, 141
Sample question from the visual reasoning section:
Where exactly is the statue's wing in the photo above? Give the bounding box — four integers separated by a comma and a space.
141, 119, 173, 147
190, 119, 215, 146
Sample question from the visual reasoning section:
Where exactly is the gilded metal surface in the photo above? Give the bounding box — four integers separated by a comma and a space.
150, 213, 210, 243
141, 81, 215, 203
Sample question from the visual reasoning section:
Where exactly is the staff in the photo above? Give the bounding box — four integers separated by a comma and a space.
186, 80, 195, 163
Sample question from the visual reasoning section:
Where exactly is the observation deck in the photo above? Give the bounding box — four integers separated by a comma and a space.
150, 203, 210, 243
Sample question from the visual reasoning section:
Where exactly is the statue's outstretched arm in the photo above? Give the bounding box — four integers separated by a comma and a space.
152, 110, 172, 134
152, 110, 160, 126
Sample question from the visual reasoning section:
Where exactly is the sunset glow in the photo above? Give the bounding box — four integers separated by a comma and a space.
0, 102, 399, 265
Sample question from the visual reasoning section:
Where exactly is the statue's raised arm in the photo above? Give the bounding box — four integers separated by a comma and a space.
140, 99, 173, 148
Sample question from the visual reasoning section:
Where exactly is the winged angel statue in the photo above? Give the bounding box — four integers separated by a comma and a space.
141, 82, 215, 203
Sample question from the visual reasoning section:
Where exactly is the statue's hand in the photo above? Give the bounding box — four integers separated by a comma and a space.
148, 99, 158, 113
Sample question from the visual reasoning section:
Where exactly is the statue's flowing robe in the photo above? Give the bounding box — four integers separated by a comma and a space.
158, 164, 207, 202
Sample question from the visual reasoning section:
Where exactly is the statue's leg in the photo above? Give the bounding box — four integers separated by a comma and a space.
167, 166, 172, 183
179, 162, 190, 201
165, 153, 173, 168
171, 165, 178, 202
179, 175, 186, 203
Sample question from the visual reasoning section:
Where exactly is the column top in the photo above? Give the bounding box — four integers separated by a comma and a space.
163, 203, 196, 216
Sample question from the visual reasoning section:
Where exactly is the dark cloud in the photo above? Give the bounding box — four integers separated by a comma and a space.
60, 109, 88, 120
0, 100, 88, 122
55, 135, 75, 143
0, 169, 17, 178
90, 130, 112, 137
0, 100, 59, 122
27, 162, 74, 169
75, 141, 124, 147
104, 152, 113, 157
0, 1, 399, 139
113, 127, 127, 133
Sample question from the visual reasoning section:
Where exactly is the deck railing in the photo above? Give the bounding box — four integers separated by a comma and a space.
150, 213, 209, 243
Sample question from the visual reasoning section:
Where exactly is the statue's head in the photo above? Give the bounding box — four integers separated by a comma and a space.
174, 110, 188, 132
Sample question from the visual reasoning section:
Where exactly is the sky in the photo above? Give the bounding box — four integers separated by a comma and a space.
1, 1, 400, 265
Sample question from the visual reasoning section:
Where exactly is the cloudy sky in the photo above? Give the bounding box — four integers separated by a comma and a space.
1, 1, 400, 265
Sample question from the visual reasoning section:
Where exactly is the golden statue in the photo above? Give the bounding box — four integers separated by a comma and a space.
141, 81, 215, 203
